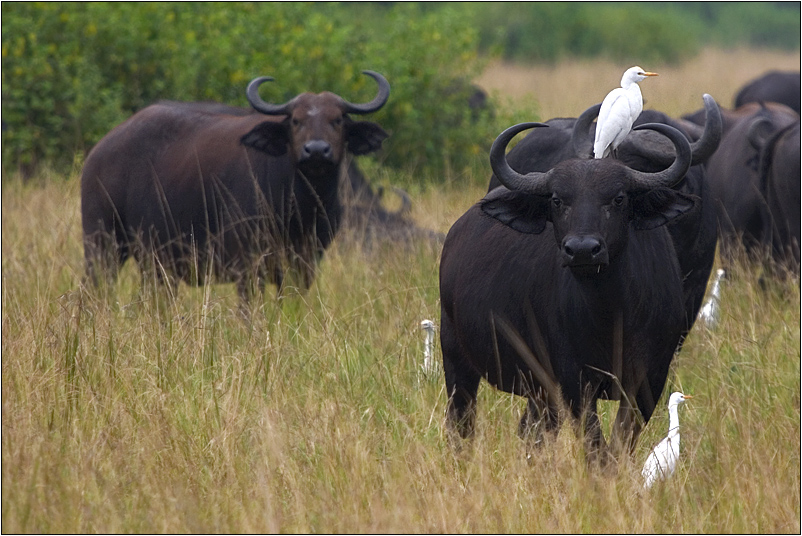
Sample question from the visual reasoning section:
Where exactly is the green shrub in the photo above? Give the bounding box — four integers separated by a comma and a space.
472, 3, 701, 64
472, 2, 799, 65
1, 2, 496, 181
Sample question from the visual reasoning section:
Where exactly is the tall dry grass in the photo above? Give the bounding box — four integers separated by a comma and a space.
3, 48, 800, 533
476, 47, 802, 119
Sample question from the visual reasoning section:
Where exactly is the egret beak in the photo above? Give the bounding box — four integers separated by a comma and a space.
640, 71, 659, 77
682, 394, 693, 400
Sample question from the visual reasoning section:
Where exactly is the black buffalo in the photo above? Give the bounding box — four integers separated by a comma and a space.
487, 95, 722, 339
734, 70, 800, 115
81, 71, 390, 302
700, 102, 798, 262
440, 121, 696, 459
340, 160, 446, 249
754, 119, 801, 268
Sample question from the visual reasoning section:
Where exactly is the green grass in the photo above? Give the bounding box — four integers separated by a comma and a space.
2, 170, 799, 533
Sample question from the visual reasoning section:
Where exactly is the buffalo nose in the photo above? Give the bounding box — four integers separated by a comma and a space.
303, 140, 332, 159
562, 236, 607, 266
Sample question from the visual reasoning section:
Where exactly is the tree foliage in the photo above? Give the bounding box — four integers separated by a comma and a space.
1, 2, 495, 178
2, 2, 798, 179
471, 2, 800, 64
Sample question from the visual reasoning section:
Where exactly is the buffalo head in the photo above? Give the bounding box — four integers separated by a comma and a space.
483, 122, 695, 275
240, 70, 390, 178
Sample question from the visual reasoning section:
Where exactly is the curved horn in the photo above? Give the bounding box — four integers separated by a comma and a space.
391, 187, 412, 216
620, 95, 722, 167
687, 94, 722, 165
340, 71, 390, 115
490, 122, 551, 195
246, 76, 295, 115
572, 103, 601, 159
626, 122, 692, 190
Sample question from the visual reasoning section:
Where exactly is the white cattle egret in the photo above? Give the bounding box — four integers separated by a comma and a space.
697, 268, 726, 328
642, 392, 693, 489
420, 319, 436, 374
594, 66, 659, 159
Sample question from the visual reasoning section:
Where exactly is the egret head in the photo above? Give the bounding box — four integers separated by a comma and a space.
667, 391, 692, 408
420, 319, 435, 333
622, 66, 659, 86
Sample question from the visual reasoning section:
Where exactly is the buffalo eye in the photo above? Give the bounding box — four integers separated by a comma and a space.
552, 196, 562, 208
331, 117, 343, 127
291, 118, 300, 127
613, 194, 625, 207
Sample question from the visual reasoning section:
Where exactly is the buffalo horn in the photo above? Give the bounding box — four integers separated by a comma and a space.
246, 76, 295, 115
339, 71, 391, 115
687, 94, 722, 165
572, 103, 602, 159
489, 122, 552, 195
392, 187, 412, 216
625, 123, 692, 191
619, 94, 722, 167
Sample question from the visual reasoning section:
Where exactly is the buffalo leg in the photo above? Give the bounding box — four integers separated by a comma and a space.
272, 264, 285, 298
571, 397, 610, 466
609, 390, 644, 459
518, 392, 559, 446
441, 315, 481, 442
84, 229, 127, 288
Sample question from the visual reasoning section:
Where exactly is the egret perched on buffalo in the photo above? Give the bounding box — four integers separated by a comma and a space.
642, 392, 693, 489
594, 66, 659, 159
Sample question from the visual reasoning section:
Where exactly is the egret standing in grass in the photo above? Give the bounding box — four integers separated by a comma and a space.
594, 66, 659, 159
642, 392, 693, 489
698, 268, 726, 328
420, 319, 436, 374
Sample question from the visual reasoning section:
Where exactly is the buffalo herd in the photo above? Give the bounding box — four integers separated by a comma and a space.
81, 68, 799, 461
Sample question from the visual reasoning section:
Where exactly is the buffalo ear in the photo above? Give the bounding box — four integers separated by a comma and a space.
241, 120, 290, 156
480, 186, 550, 234
347, 121, 389, 155
632, 187, 699, 230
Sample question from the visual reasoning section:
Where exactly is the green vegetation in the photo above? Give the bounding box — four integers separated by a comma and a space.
2, 175, 799, 533
1, 2, 495, 178
2, 2, 798, 177
472, 2, 800, 64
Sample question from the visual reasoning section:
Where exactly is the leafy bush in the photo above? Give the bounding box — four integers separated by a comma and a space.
1, 2, 497, 180
472, 2, 800, 64
471, 3, 701, 64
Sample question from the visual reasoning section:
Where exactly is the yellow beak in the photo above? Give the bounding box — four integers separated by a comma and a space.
640, 71, 659, 77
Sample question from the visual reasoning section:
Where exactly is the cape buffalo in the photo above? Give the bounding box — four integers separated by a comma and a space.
440, 121, 696, 460
701, 102, 798, 262
339, 160, 446, 249
734, 70, 800, 115
81, 71, 390, 302
487, 95, 722, 340
755, 120, 801, 268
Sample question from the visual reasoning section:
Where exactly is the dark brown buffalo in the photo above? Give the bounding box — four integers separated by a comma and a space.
440, 121, 695, 460
755, 120, 801, 268
734, 70, 800, 115
701, 102, 798, 261
81, 71, 390, 302
340, 160, 446, 249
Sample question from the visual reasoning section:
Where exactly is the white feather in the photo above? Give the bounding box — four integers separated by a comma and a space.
420, 319, 436, 374
642, 392, 692, 489
594, 66, 658, 159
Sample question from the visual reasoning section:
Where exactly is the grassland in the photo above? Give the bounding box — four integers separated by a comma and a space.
2, 48, 800, 533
